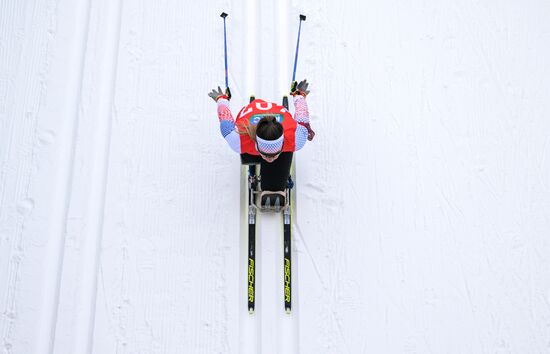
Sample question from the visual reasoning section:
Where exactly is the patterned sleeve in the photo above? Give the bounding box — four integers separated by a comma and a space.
293, 95, 310, 151
294, 124, 309, 151
293, 95, 310, 124
217, 98, 241, 154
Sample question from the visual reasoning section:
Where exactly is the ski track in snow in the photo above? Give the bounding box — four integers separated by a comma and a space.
1, 0, 550, 353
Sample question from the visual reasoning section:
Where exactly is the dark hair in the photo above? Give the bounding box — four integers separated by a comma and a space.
256, 116, 283, 140
238, 115, 283, 142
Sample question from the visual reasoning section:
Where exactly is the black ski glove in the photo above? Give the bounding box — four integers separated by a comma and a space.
290, 79, 310, 97
208, 86, 231, 102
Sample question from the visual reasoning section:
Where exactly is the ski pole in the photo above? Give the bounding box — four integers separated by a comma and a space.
291, 14, 306, 82
220, 12, 231, 98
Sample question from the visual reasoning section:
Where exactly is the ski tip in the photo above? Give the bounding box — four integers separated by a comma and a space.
299, 14, 306, 21
248, 308, 255, 315
220, 12, 228, 18
285, 308, 292, 314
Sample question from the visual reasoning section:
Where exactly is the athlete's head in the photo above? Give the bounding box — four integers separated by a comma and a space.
255, 116, 284, 162
238, 114, 284, 162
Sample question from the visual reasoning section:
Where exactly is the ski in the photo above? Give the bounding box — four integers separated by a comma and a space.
282, 96, 293, 313
283, 179, 293, 313
247, 95, 257, 314
247, 164, 257, 313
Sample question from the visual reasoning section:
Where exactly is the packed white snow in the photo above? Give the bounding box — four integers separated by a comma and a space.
1, 0, 550, 353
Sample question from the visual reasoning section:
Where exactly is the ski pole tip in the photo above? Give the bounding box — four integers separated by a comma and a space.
220, 12, 228, 18
299, 14, 306, 21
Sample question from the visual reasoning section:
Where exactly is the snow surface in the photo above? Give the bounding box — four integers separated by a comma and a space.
1, 0, 550, 353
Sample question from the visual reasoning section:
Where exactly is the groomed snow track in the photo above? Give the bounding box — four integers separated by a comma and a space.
2, 0, 550, 353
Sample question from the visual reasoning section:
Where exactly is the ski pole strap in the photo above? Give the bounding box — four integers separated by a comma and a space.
291, 14, 306, 82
